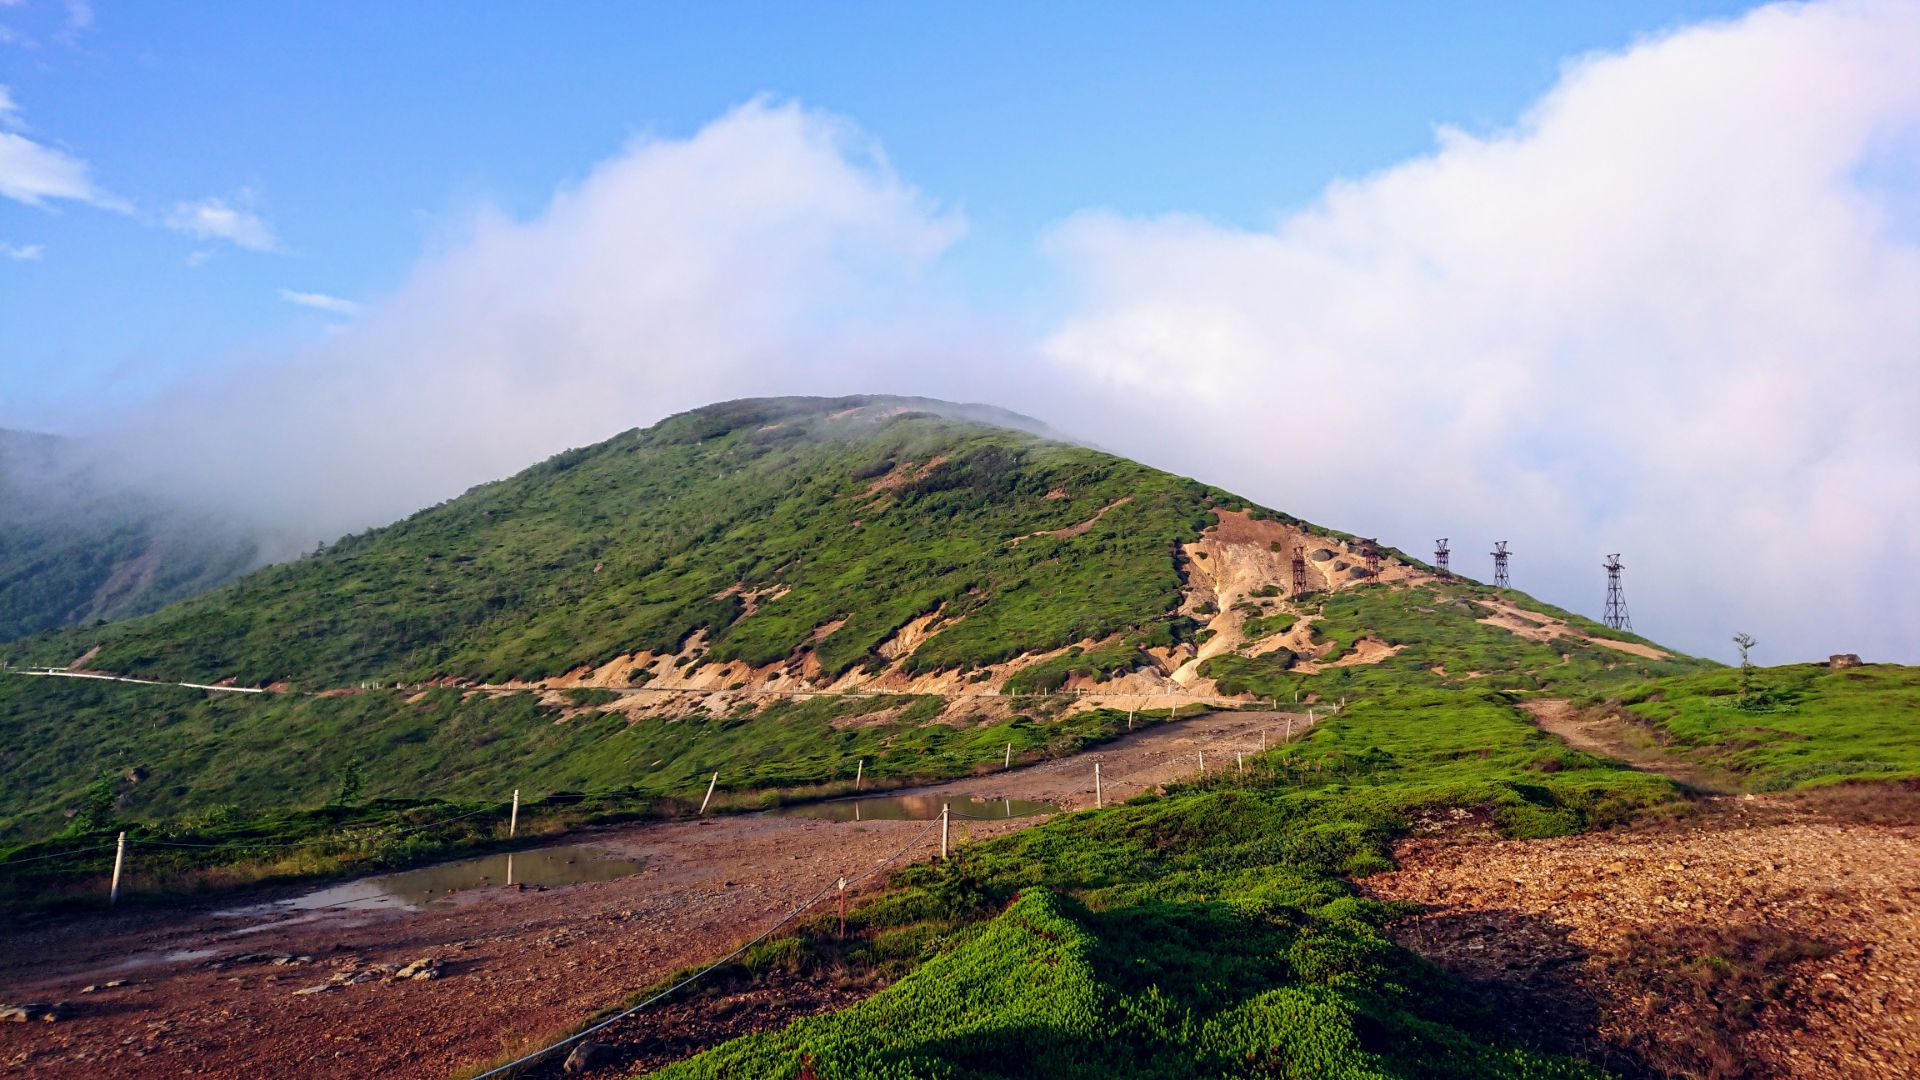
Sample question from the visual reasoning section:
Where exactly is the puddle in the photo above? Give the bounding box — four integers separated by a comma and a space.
769, 794, 1055, 822
216, 843, 647, 918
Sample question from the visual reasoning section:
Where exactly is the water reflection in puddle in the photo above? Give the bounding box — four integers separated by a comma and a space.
220, 843, 647, 917
769, 795, 1055, 822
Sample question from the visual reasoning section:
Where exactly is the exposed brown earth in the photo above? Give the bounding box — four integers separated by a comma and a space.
0, 712, 1298, 1080
1521, 698, 1742, 794
1366, 794, 1920, 1079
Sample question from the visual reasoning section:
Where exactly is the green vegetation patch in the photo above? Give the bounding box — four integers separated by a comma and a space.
1203, 581, 1708, 701
1596, 662, 1920, 790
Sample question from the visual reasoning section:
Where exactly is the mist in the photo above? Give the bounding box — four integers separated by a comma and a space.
9, 2, 1920, 665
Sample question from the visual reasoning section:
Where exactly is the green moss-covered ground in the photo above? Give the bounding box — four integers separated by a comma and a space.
1591, 662, 1920, 790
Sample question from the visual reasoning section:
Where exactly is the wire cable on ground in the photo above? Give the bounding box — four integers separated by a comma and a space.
468, 814, 944, 1080
0, 844, 117, 867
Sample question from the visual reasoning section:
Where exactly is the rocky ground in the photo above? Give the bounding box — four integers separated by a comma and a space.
1365, 793, 1920, 1079
0, 712, 1288, 1080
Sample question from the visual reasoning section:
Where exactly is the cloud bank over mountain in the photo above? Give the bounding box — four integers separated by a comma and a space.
32, 1, 1920, 663
1041, 0, 1920, 662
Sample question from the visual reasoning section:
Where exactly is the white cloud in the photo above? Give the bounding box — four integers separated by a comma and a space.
184, 249, 213, 268
165, 196, 280, 252
64, 1, 91, 31
277, 288, 360, 316
0, 129, 122, 208
104, 99, 965, 541
2, 240, 43, 260
1040, 0, 1920, 662
0, 85, 125, 209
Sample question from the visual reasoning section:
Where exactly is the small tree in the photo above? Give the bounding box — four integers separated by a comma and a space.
1732, 632, 1760, 706
333, 758, 365, 805
69, 775, 119, 834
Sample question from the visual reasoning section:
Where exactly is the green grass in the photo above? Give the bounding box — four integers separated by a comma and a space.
0, 674, 1173, 844
8, 398, 1295, 688
1592, 662, 1920, 790
635, 688, 1675, 1078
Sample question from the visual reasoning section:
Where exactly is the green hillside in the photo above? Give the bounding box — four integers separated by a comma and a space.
0, 429, 262, 642
13, 397, 1262, 685
0, 396, 1706, 842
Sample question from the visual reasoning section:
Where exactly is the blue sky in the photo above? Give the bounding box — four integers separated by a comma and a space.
3, 1, 1917, 665
3, 1, 1761, 424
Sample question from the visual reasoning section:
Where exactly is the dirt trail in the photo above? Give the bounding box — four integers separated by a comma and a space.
1366, 796, 1920, 1079
1522, 698, 1739, 794
0, 712, 1297, 1080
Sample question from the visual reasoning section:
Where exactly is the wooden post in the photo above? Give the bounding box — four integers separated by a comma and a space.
1286, 716, 1294, 741
1198, 751, 1205, 774
837, 878, 847, 938
940, 804, 950, 859
699, 772, 719, 815
1127, 709, 1134, 730
1261, 729, 1268, 751
509, 788, 520, 838
109, 830, 127, 905
1237, 751, 1244, 774
1004, 742, 1012, 769
855, 759, 864, 790
1094, 762, 1103, 808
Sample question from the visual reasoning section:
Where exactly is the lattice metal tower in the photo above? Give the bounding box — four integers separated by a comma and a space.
1603, 554, 1632, 631
1290, 545, 1310, 596
1491, 541, 1510, 589
1434, 538, 1450, 577
1359, 537, 1383, 575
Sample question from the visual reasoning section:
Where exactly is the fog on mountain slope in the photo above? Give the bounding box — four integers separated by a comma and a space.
0, 428, 266, 642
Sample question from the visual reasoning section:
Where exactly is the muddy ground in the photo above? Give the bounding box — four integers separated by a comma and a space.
0, 712, 1290, 1080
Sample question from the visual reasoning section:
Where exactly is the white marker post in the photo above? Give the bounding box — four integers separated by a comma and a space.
699, 772, 719, 815
940, 804, 950, 860
1094, 762, 1103, 808
509, 788, 520, 838
1286, 716, 1294, 741
1198, 751, 1205, 775
855, 759, 864, 790
1237, 751, 1244, 775
1005, 742, 1012, 769
109, 831, 127, 905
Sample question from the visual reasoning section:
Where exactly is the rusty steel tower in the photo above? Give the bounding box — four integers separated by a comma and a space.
1434, 538, 1450, 577
1491, 541, 1510, 589
1359, 537, 1383, 575
1603, 554, 1632, 631
1290, 545, 1310, 596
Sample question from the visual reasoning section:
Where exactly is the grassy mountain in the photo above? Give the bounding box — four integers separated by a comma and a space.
0, 429, 262, 643
0, 396, 1711, 841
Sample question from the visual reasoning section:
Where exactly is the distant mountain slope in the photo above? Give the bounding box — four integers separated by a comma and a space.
0, 429, 262, 643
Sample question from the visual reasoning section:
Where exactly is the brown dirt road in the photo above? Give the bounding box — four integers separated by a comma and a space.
0, 711, 1296, 1080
